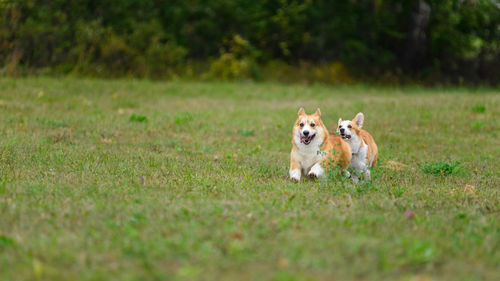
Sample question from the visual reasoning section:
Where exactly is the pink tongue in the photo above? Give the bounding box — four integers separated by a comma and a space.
300, 136, 310, 143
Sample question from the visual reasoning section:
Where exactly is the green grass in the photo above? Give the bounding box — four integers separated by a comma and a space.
470, 104, 486, 113
0, 77, 499, 281
129, 113, 148, 123
418, 161, 462, 175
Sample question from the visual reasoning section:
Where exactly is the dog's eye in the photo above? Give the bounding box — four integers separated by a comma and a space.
310, 123, 315, 127
299, 123, 304, 127
338, 125, 342, 128
348, 125, 352, 128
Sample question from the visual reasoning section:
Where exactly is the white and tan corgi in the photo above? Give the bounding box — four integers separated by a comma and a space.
337, 112, 378, 182
289, 108, 351, 181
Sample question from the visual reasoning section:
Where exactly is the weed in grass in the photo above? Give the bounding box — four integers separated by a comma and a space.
400, 238, 437, 265
249, 145, 261, 154
418, 161, 462, 175
0, 235, 16, 249
472, 121, 485, 130
174, 110, 193, 124
0, 176, 6, 194
238, 129, 254, 136
390, 186, 405, 198
470, 104, 486, 113
129, 113, 148, 122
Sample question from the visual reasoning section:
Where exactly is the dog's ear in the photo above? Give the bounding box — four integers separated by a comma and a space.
297, 107, 305, 116
338, 118, 342, 126
354, 112, 364, 129
314, 108, 321, 117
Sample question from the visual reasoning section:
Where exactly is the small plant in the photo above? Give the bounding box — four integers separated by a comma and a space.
129, 113, 148, 122
0, 235, 16, 249
470, 104, 486, 113
419, 161, 461, 175
472, 121, 485, 130
238, 129, 254, 136
400, 238, 437, 265
174, 111, 193, 125
390, 186, 405, 198
0, 176, 6, 194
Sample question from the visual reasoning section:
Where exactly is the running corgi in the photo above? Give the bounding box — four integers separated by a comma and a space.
289, 108, 351, 181
337, 112, 378, 182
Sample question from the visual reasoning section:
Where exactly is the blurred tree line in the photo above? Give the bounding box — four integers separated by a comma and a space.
1, 0, 500, 85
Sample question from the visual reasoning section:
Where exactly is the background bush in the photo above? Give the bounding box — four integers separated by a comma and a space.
1, 0, 500, 84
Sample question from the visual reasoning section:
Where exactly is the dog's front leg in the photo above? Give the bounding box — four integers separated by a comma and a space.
350, 168, 360, 183
308, 162, 324, 178
289, 155, 301, 181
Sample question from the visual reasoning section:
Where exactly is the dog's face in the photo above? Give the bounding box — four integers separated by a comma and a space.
337, 112, 364, 141
293, 108, 324, 146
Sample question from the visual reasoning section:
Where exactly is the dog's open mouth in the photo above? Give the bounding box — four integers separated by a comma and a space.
340, 134, 351, 140
300, 134, 316, 145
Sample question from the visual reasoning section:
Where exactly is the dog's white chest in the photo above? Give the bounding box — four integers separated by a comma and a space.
294, 144, 324, 173
299, 152, 323, 172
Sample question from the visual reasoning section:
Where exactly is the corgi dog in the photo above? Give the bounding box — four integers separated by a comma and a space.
337, 112, 378, 182
289, 108, 352, 181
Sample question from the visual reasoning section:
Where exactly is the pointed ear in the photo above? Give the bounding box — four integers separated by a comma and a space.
354, 112, 364, 129
297, 107, 305, 116
338, 118, 342, 126
314, 108, 321, 116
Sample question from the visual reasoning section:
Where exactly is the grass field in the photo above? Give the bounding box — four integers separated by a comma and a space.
0, 77, 499, 281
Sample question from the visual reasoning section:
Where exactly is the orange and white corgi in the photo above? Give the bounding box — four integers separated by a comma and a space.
337, 112, 378, 182
289, 108, 351, 181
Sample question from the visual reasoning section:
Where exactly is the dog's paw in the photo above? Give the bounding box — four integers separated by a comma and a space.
351, 174, 359, 183
364, 169, 371, 180
343, 170, 351, 178
289, 169, 301, 182
308, 164, 324, 178
307, 171, 318, 178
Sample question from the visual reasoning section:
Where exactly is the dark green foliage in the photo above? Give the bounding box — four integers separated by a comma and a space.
470, 104, 486, 113
419, 161, 462, 175
1, 0, 500, 84
0, 176, 6, 194
0, 235, 15, 249
472, 121, 485, 130
129, 113, 148, 122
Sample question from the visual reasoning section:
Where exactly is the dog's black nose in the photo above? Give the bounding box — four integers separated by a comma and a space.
303, 130, 309, 136
340, 128, 345, 133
